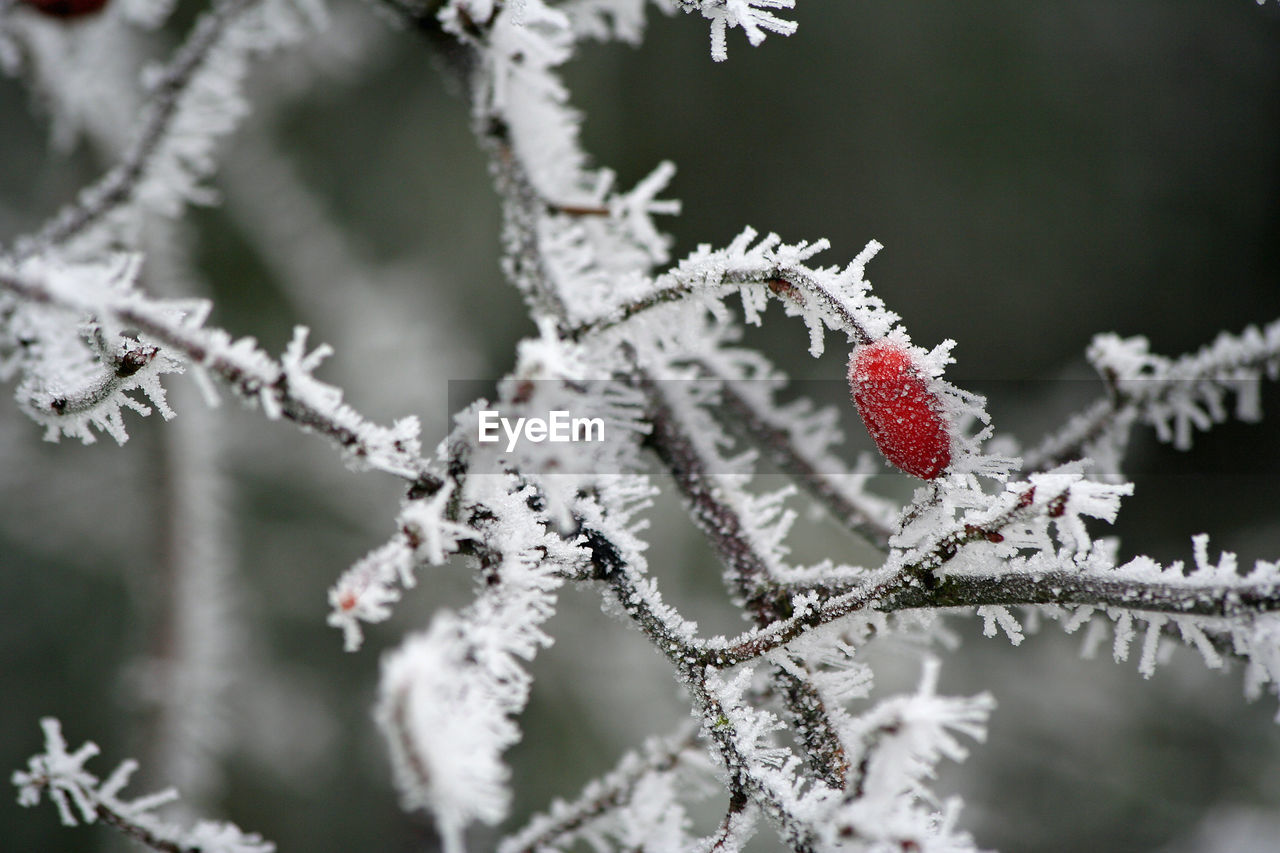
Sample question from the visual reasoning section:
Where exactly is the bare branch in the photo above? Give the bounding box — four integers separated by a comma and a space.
0, 269, 442, 494
696, 357, 897, 550
10, 0, 260, 258
496, 729, 701, 853
640, 371, 852, 787
1026, 319, 1280, 473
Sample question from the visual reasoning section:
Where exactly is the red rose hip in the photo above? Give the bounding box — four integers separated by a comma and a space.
19, 0, 109, 17
849, 340, 952, 480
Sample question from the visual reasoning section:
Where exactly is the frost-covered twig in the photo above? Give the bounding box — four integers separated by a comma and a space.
694, 355, 897, 550
9, 0, 323, 259
327, 478, 479, 650
571, 230, 893, 355
12, 718, 273, 853
641, 372, 852, 787
1025, 319, 1280, 473
496, 728, 703, 853
888, 559, 1280, 620
0, 266, 439, 489
695, 669, 823, 853
374, 481, 583, 853
707, 524, 1280, 680
16, 330, 181, 444
672, 0, 798, 62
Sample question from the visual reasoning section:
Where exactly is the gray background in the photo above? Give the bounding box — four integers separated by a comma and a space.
3, 0, 1280, 850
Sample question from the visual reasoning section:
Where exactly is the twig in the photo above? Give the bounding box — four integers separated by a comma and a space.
496, 729, 700, 853
1025, 318, 1280, 472
640, 372, 852, 788
696, 358, 896, 550
10, 0, 260, 258
567, 264, 877, 345
0, 270, 442, 495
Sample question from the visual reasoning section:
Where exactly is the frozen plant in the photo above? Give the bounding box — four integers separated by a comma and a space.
2, 1, 1279, 852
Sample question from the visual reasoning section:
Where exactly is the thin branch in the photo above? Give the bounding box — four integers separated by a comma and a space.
496, 729, 700, 853
0, 270, 442, 495
10, 0, 260, 258
890, 570, 1280, 619
707, 556, 1280, 672
484, 119, 574, 322
565, 280, 703, 341
581, 521, 708, 674
578, 514, 819, 851
1025, 318, 1280, 473
14, 718, 271, 853
567, 263, 877, 345
91, 801, 190, 853
698, 680, 818, 853
697, 358, 896, 550
20, 339, 161, 419
707, 785, 755, 853
640, 372, 851, 788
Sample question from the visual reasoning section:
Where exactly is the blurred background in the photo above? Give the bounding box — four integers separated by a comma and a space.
2, 0, 1280, 850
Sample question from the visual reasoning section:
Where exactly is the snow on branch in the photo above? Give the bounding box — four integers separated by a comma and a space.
328, 479, 479, 651
695, 659, 991, 851
640, 371, 856, 787
694, 349, 899, 550
1026, 318, 1280, 473
374, 480, 585, 852
10, 0, 326, 260
451, 13, 681, 322
8, 0, 1279, 849
12, 718, 273, 853
571, 229, 895, 354
496, 727, 708, 853
0, 261, 436, 487
672, 0, 798, 62
17, 324, 182, 444
698, 665, 830, 850
832, 659, 992, 849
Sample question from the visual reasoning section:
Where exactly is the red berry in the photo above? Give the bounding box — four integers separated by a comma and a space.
20, 0, 109, 18
848, 340, 952, 480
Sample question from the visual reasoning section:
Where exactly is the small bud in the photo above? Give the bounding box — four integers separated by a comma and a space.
849, 339, 953, 480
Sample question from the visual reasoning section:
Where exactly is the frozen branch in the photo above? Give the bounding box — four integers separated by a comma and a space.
641, 372, 852, 787
374, 481, 582, 852
694, 355, 897, 550
0, 266, 440, 490
496, 728, 703, 853
697, 669, 823, 853
672, 0, 799, 62
1026, 318, 1280, 473
9, 0, 316, 258
328, 479, 478, 650
8, 0, 1274, 850
12, 718, 273, 853
571, 230, 893, 355
707, 527, 1280, 675
16, 329, 180, 444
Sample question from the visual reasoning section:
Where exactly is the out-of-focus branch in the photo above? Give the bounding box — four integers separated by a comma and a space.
641, 372, 852, 788
495, 729, 701, 853
1025, 319, 1280, 473
695, 357, 897, 550
0, 269, 442, 494
13, 718, 273, 853
9, 0, 260, 258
